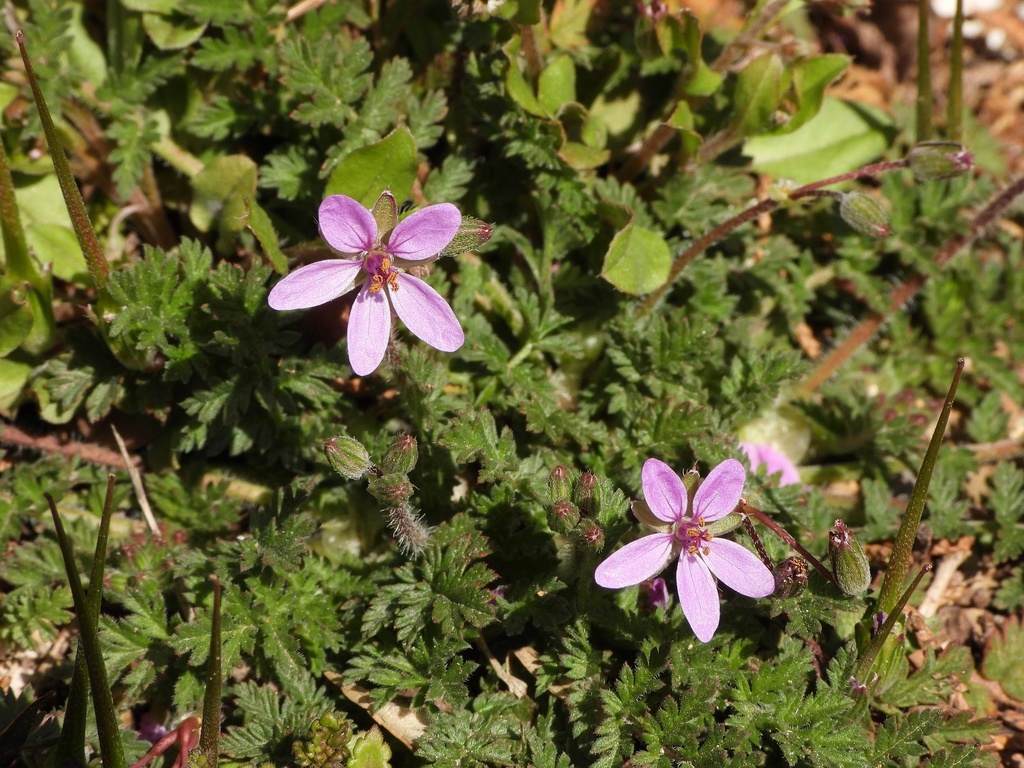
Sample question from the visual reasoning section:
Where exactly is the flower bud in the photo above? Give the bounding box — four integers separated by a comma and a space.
381, 434, 418, 475
640, 577, 670, 611
368, 473, 414, 506
324, 436, 372, 480
548, 500, 582, 535
772, 556, 809, 598
440, 216, 493, 257
839, 192, 890, 238
705, 512, 743, 536
828, 519, 871, 596
549, 465, 572, 505
576, 518, 604, 552
907, 141, 973, 181
371, 190, 398, 236
573, 471, 601, 514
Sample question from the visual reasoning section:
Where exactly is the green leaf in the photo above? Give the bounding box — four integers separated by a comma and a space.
189, 154, 259, 238
679, 11, 722, 96
141, 11, 208, 51
244, 198, 288, 274
732, 52, 785, 136
504, 36, 547, 117
0, 280, 34, 356
744, 98, 896, 184
324, 127, 417, 209
983, 615, 1024, 700
0, 358, 31, 414
600, 215, 671, 296
775, 54, 850, 135
538, 55, 576, 115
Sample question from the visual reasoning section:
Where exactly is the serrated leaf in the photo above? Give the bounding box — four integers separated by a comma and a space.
983, 615, 1024, 700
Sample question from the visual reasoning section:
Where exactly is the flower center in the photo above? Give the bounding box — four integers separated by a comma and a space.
674, 516, 713, 557
364, 251, 400, 293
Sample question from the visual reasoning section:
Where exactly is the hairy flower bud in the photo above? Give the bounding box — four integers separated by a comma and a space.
574, 471, 601, 514
772, 556, 810, 598
368, 473, 414, 506
381, 434, 418, 475
548, 500, 582, 535
577, 518, 605, 552
907, 141, 974, 181
839, 192, 890, 238
324, 436, 372, 480
549, 465, 572, 505
440, 216, 493, 257
828, 519, 871, 596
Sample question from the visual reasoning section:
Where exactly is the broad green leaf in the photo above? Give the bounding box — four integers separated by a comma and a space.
26, 224, 89, 285
538, 55, 576, 115
503, 37, 547, 118
733, 52, 785, 136
190, 154, 258, 235
601, 216, 671, 296
0, 175, 88, 285
679, 12, 723, 96
325, 128, 417, 209
559, 141, 610, 171
744, 97, 896, 184
776, 54, 850, 135
67, 3, 107, 87
142, 12, 208, 50
0, 358, 31, 414
0, 281, 33, 357
244, 199, 288, 274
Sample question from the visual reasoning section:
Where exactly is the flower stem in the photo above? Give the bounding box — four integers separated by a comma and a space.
739, 499, 836, 585
635, 159, 910, 318
797, 175, 1024, 396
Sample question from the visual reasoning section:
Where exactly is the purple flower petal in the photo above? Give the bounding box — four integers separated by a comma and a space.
347, 285, 392, 376
740, 442, 801, 487
319, 195, 377, 254
692, 458, 745, 522
676, 552, 720, 643
701, 538, 776, 598
594, 533, 675, 589
387, 204, 461, 261
389, 273, 464, 352
641, 458, 686, 523
267, 259, 362, 310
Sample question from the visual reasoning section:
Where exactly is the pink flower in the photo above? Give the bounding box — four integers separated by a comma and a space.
268, 194, 464, 376
594, 458, 775, 643
740, 442, 801, 487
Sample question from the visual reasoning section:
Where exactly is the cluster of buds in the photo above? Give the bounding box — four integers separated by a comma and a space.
547, 466, 606, 553
324, 433, 431, 556
292, 712, 352, 768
